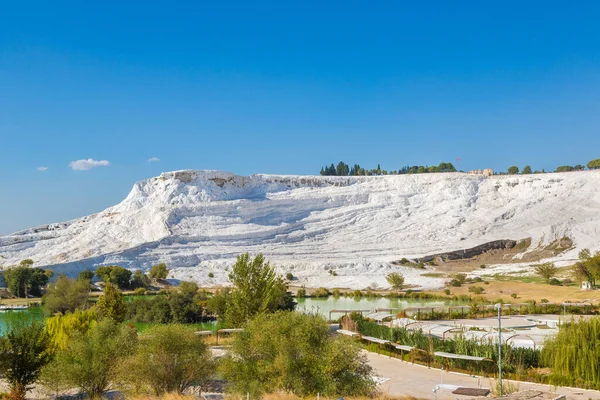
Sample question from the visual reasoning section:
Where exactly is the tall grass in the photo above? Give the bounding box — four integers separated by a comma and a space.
355, 317, 540, 374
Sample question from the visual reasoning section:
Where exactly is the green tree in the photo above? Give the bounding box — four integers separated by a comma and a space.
206, 287, 231, 318
224, 253, 295, 327
555, 165, 574, 173
0, 317, 52, 400
96, 283, 127, 323
3, 262, 51, 298
220, 311, 375, 397
573, 249, 600, 288
335, 161, 349, 176
131, 270, 151, 289
4, 266, 31, 298
385, 272, 405, 291
587, 158, 600, 170
149, 263, 169, 280
507, 165, 519, 175
78, 269, 95, 282
95, 266, 132, 289
534, 262, 558, 284
42, 275, 91, 315
522, 165, 532, 174
121, 324, 214, 396
41, 319, 137, 399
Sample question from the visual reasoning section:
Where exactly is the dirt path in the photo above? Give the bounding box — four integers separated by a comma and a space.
366, 352, 599, 400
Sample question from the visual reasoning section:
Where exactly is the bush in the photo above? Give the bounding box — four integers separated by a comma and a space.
149, 263, 169, 280
511, 293, 518, 299
400, 258, 410, 264
386, 272, 405, 291
549, 278, 561, 286
41, 320, 137, 399
208, 272, 214, 278
42, 275, 91, 315
133, 288, 147, 295
444, 289, 451, 295
296, 288, 306, 298
468, 286, 485, 295
121, 324, 214, 395
286, 272, 294, 280
312, 287, 330, 297
480, 264, 486, 269
328, 270, 338, 276
219, 312, 375, 397
353, 289, 363, 298
332, 289, 341, 297
450, 279, 462, 287
131, 270, 151, 289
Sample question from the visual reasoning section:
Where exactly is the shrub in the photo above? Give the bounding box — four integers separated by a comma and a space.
149, 263, 169, 280
353, 290, 363, 298
444, 289, 451, 295
41, 320, 137, 399
386, 272, 405, 291
455, 273, 467, 284
42, 275, 91, 315
511, 293, 518, 299
312, 287, 330, 297
549, 278, 561, 286
285, 272, 294, 281
468, 286, 485, 295
540, 298, 549, 303
332, 289, 341, 297
296, 288, 306, 298
480, 264, 486, 269
208, 272, 214, 278
121, 324, 214, 395
328, 270, 338, 276
450, 279, 462, 287
219, 312, 375, 397
133, 288, 147, 295
131, 270, 151, 289
400, 258, 410, 264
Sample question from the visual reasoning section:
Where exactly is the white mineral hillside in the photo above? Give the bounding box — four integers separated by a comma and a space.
1, 170, 600, 290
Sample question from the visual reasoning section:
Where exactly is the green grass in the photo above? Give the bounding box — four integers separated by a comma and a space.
420, 273, 445, 278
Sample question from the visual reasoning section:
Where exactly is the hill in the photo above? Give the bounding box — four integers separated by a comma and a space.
1, 170, 600, 289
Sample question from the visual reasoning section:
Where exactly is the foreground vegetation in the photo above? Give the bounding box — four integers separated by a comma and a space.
0, 254, 374, 400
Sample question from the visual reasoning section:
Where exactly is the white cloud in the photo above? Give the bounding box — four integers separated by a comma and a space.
147, 157, 160, 163
36, 166, 48, 172
69, 158, 111, 171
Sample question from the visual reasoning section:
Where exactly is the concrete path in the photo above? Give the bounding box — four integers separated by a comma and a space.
366, 352, 599, 400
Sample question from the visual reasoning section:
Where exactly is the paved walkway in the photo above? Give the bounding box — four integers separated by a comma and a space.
366, 352, 599, 400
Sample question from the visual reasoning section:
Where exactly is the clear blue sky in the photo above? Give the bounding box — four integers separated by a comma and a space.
1, 1, 599, 234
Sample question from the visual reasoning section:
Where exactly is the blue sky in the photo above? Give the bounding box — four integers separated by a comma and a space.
1, 1, 599, 234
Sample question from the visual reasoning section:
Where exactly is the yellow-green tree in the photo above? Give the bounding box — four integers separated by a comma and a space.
96, 283, 127, 323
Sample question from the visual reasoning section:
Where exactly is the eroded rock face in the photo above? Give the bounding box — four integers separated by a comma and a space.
411, 239, 517, 263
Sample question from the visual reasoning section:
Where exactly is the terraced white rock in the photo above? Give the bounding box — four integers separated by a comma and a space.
1, 170, 599, 290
